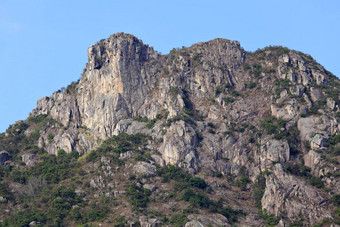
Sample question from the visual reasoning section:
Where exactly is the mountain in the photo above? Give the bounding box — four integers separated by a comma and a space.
0, 32, 339, 226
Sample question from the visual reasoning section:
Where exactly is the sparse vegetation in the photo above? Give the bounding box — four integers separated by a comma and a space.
224, 96, 234, 103
258, 209, 280, 226
247, 82, 257, 89
215, 86, 223, 95
253, 173, 266, 209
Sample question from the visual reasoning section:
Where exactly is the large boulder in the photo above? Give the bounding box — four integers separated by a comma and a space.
133, 161, 157, 177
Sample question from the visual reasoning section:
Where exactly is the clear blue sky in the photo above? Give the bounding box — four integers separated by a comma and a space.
1, 0, 339, 132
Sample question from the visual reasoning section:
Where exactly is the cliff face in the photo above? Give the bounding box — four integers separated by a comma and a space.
2, 33, 340, 226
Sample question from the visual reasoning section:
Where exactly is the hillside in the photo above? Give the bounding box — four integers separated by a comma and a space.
0, 33, 339, 226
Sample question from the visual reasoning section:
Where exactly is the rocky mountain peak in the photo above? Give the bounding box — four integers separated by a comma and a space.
86, 32, 158, 71
1, 33, 339, 226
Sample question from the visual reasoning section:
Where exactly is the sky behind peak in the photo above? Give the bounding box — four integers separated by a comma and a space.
0, 0, 339, 132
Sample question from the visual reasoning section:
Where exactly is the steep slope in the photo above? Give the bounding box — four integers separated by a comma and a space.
0, 33, 339, 226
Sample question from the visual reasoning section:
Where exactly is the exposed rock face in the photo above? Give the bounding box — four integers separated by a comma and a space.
21, 154, 37, 167
297, 116, 332, 142
259, 139, 290, 170
159, 120, 198, 169
26, 33, 340, 225
262, 164, 332, 225
186, 214, 230, 227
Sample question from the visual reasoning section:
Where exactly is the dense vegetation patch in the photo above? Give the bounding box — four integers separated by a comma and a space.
157, 165, 245, 223
86, 133, 149, 162
285, 163, 324, 188
127, 183, 151, 210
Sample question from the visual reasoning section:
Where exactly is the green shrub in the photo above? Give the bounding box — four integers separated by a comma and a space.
288, 219, 304, 227
247, 82, 257, 89
235, 176, 250, 191
260, 116, 286, 135
113, 215, 128, 227
66, 80, 80, 94
157, 165, 191, 183
285, 163, 324, 188
224, 96, 234, 103
84, 205, 109, 222
29, 150, 79, 184
249, 137, 255, 143
127, 183, 151, 210
300, 112, 307, 117
215, 86, 223, 95
231, 90, 241, 97
326, 133, 340, 146
86, 133, 149, 162
225, 83, 232, 89
170, 214, 189, 227
243, 63, 251, 70
1, 209, 47, 226
189, 177, 207, 189
146, 119, 157, 129
0, 183, 14, 202
135, 116, 148, 122
258, 209, 279, 226
207, 122, 215, 128
27, 114, 49, 124
47, 133, 54, 143
285, 163, 311, 177
218, 205, 245, 223
181, 188, 211, 208
253, 64, 262, 77
253, 174, 266, 209
208, 128, 215, 134
274, 79, 291, 88
331, 194, 340, 206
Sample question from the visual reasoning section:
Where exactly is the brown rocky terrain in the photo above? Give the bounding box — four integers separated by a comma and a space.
0, 33, 339, 226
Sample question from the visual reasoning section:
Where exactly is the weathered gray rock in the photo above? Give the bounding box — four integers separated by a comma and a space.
327, 98, 336, 110
159, 121, 198, 169
89, 175, 105, 188
310, 87, 323, 102
310, 134, 328, 150
290, 85, 305, 96
143, 184, 156, 192
133, 161, 157, 177
139, 216, 162, 227
297, 116, 331, 142
271, 100, 299, 120
21, 154, 37, 167
261, 164, 332, 224
185, 220, 205, 227
187, 214, 230, 227
276, 89, 288, 103
259, 139, 290, 170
